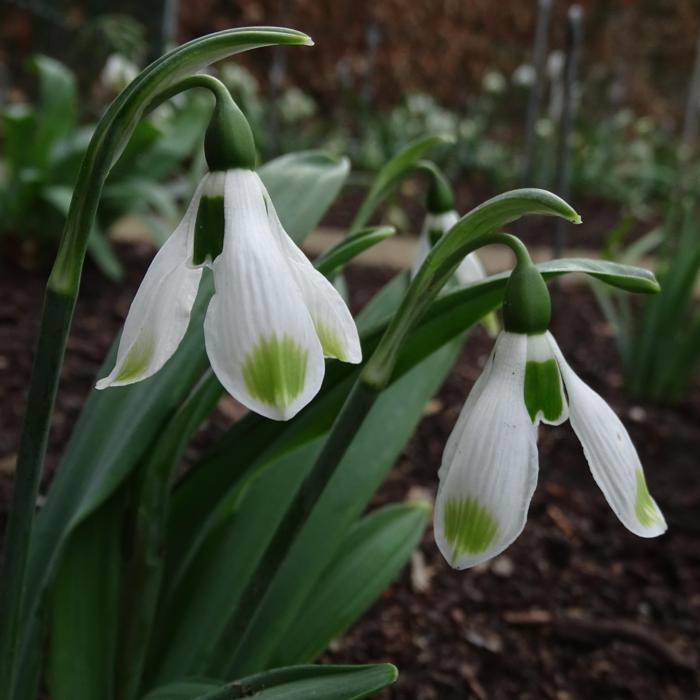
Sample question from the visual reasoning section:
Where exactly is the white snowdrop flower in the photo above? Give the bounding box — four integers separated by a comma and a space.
411, 210, 486, 287
434, 250, 666, 569
101, 53, 139, 92
512, 63, 536, 88
96, 169, 361, 421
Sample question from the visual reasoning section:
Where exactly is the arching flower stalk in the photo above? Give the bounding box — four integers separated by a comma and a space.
434, 237, 666, 569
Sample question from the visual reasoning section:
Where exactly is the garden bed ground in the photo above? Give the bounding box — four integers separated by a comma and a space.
1, 243, 698, 700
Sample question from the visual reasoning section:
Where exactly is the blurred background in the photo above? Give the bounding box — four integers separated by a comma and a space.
1, 1, 699, 698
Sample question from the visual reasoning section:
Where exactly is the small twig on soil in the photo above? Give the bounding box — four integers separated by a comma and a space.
504, 610, 697, 673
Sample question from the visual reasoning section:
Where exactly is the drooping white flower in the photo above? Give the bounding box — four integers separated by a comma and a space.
434, 330, 666, 570
411, 210, 487, 286
96, 169, 361, 421
101, 53, 139, 92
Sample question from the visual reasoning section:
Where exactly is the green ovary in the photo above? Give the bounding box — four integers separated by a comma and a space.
524, 359, 564, 423
316, 322, 346, 360
444, 496, 499, 557
635, 468, 663, 527
115, 336, 155, 383
242, 334, 308, 408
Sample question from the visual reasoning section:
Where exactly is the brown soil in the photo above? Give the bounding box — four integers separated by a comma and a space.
1, 245, 698, 699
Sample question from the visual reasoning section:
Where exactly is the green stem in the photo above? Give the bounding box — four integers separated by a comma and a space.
0, 291, 74, 700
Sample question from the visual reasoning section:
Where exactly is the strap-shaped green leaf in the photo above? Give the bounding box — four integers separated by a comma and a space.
258, 151, 350, 244
314, 226, 396, 276
349, 134, 453, 234
28, 55, 77, 167
144, 664, 397, 700
274, 502, 429, 666
47, 493, 123, 700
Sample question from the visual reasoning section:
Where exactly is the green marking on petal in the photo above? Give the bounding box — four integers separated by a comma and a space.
444, 496, 499, 557
192, 195, 225, 265
115, 335, 155, 383
316, 322, 346, 360
242, 334, 308, 409
635, 468, 663, 527
524, 358, 564, 423
428, 228, 443, 246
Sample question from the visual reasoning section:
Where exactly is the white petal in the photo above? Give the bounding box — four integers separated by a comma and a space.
434, 332, 539, 569
548, 334, 666, 537
261, 176, 361, 363
203, 170, 325, 421
411, 211, 459, 278
455, 252, 487, 286
523, 333, 568, 426
96, 179, 205, 389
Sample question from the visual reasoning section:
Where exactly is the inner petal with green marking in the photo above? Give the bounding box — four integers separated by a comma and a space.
192, 195, 225, 266
242, 334, 308, 408
444, 495, 499, 557
524, 358, 565, 424
634, 468, 664, 527
115, 335, 155, 383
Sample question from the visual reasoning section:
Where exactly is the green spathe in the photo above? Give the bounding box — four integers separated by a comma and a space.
635, 468, 663, 527
444, 496, 498, 556
192, 196, 225, 265
242, 334, 308, 408
524, 358, 564, 423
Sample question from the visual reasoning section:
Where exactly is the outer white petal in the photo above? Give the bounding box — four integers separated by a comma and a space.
548, 333, 667, 537
411, 211, 459, 278
455, 252, 487, 286
203, 170, 325, 421
434, 332, 539, 569
260, 176, 361, 363
96, 179, 205, 389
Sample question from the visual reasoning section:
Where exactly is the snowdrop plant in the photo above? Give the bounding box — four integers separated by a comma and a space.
434, 235, 667, 570
0, 26, 666, 700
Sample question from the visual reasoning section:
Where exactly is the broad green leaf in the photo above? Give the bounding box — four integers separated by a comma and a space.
350, 133, 453, 233
143, 681, 217, 700
148, 439, 325, 683
47, 493, 122, 700
115, 373, 223, 700
276, 502, 429, 666
2, 105, 36, 177
216, 341, 461, 677
258, 150, 350, 244
144, 664, 397, 700
22, 281, 211, 657
314, 226, 396, 276
28, 55, 77, 165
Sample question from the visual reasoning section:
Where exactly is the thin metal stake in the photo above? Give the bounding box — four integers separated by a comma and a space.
553, 5, 583, 260
522, 0, 553, 188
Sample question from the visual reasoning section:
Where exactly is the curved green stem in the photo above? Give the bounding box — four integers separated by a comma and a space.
0, 27, 312, 700
362, 188, 580, 388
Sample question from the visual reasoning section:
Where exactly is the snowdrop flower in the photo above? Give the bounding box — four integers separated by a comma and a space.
411, 163, 486, 287
101, 53, 139, 92
434, 245, 666, 569
412, 209, 487, 286
96, 168, 361, 420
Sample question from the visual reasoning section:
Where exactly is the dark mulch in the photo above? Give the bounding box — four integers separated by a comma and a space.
1, 244, 698, 700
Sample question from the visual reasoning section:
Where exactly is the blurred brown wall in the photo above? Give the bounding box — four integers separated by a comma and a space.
2, 0, 700, 118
